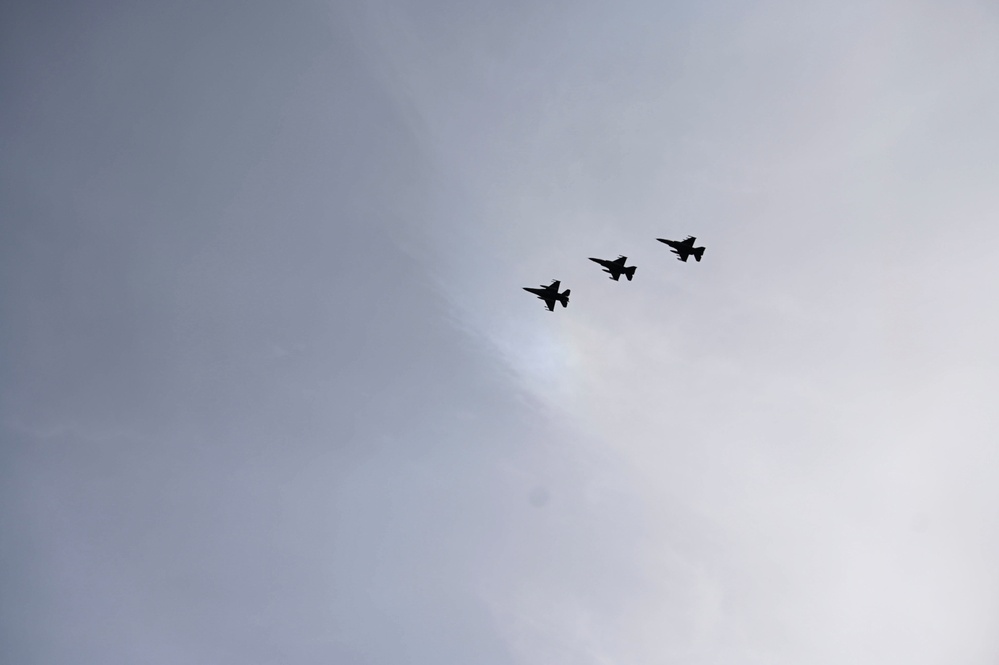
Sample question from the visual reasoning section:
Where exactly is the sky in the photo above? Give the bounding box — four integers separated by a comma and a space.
2, 0, 998, 663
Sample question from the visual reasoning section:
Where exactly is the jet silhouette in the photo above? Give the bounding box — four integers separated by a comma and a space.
523, 280, 570, 311
589, 255, 637, 281
657, 236, 705, 262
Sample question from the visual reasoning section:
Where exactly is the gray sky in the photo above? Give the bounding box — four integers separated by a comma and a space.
3, 0, 998, 663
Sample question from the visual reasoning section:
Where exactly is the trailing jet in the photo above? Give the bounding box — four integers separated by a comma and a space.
589, 255, 637, 281
657, 235, 705, 262
523, 280, 570, 311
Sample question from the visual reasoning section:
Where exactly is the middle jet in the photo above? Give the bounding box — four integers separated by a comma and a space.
588, 255, 637, 281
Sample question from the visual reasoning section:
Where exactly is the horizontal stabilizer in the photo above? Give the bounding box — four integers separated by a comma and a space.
625, 266, 636, 281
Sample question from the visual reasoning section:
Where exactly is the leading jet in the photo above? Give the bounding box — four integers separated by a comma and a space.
657, 235, 705, 262
523, 280, 571, 311
589, 255, 637, 281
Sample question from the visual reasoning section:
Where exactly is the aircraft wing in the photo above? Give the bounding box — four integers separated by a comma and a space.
543, 295, 557, 311
547, 280, 560, 292
613, 256, 626, 266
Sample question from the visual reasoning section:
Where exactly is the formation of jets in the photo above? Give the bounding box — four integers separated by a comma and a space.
524, 235, 705, 311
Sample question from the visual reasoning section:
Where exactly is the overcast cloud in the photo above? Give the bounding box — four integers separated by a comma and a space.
3, 1, 998, 663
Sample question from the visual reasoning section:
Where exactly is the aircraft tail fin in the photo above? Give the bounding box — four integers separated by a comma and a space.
692, 247, 705, 262
624, 266, 636, 281
559, 290, 570, 308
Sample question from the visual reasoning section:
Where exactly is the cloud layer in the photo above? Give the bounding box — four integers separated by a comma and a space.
3, 1, 998, 663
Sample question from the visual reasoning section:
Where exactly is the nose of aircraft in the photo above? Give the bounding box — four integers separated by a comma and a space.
588, 257, 601, 263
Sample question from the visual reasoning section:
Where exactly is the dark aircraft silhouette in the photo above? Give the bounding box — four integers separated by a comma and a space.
657, 236, 705, 262
523, 280, 570, 311
589, 255, 637, 281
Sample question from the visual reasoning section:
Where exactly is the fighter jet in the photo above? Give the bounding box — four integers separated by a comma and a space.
523, 280, 570, 311
589, 255, 637, 281
657, 235, 705, 262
